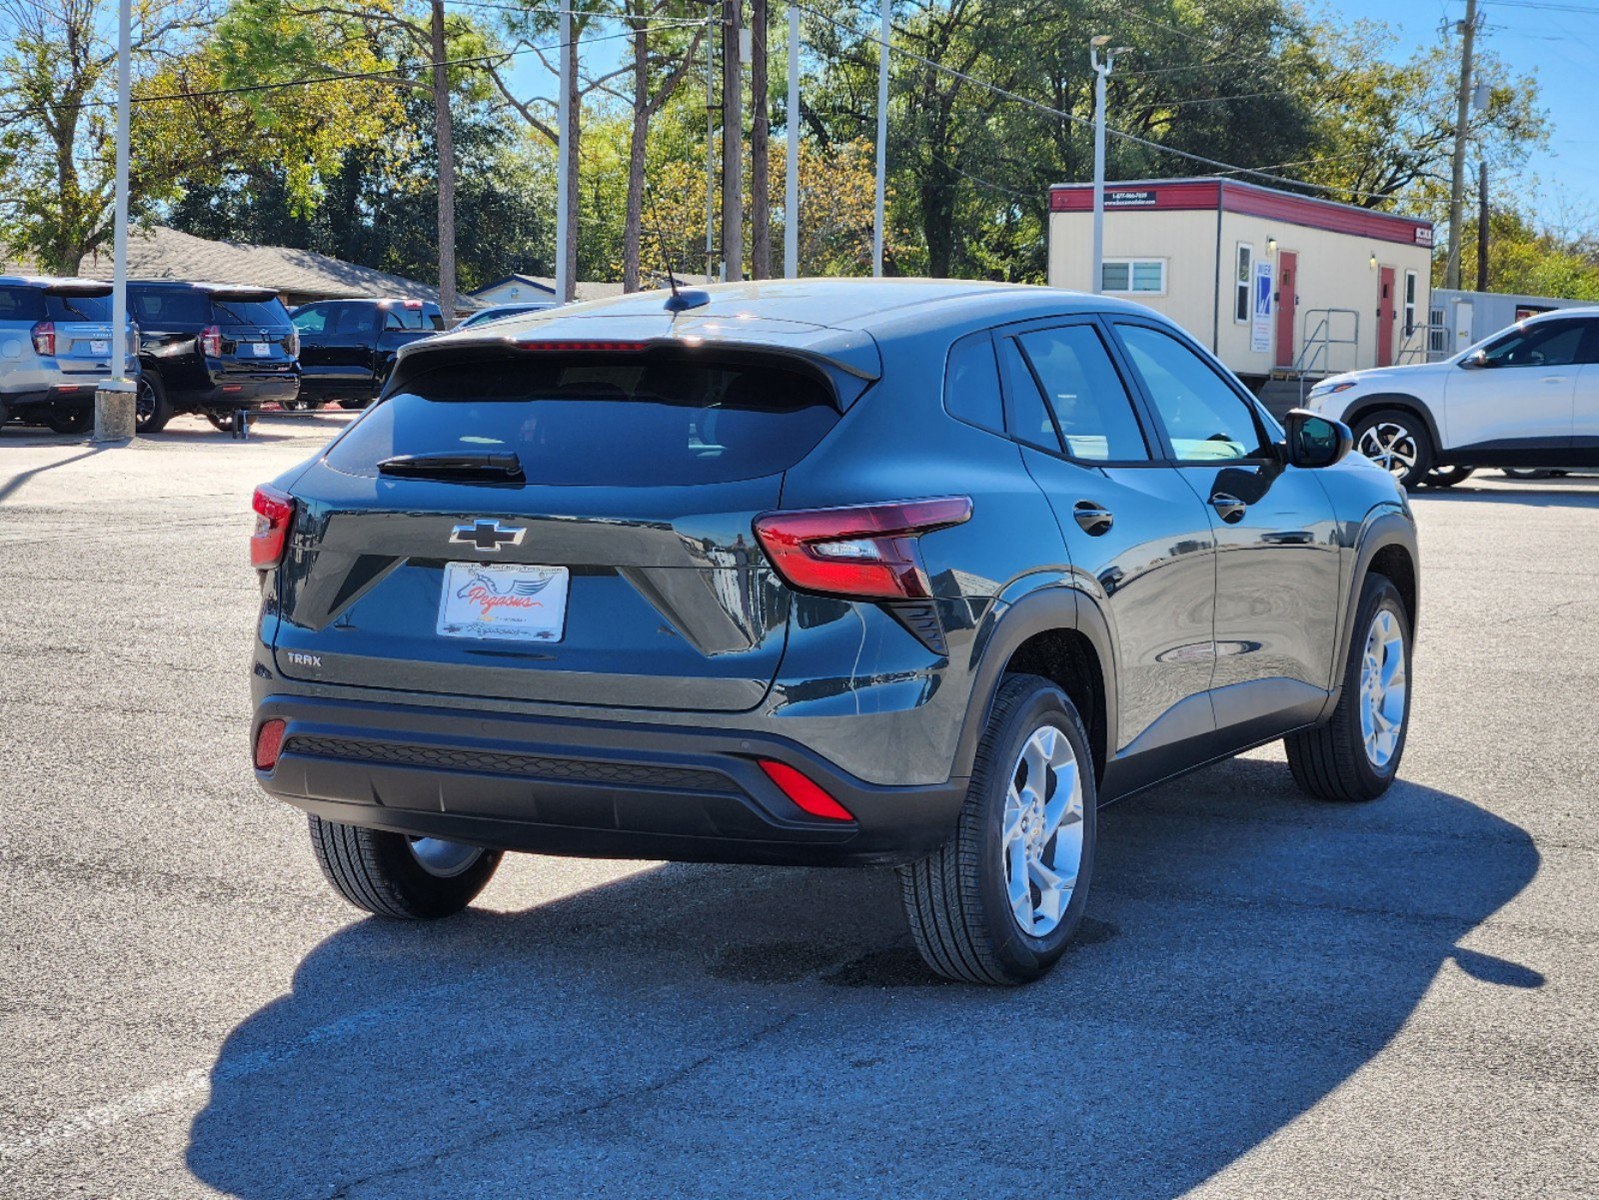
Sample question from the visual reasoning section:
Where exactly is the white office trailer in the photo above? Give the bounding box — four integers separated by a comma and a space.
1428, 287, 1594, 360
1047, 178, 1435, 391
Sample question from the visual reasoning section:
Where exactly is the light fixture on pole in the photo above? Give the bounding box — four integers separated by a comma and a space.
94, 0, 136, 441
1089, 35, 1127, 295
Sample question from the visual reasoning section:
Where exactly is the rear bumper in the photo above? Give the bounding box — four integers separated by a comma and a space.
253, 695, 968, 867
186, 374, 301, 408
1, 384, 95, 415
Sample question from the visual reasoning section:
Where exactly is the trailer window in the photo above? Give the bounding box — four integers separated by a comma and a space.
1102, 259, 1165, 295
1234, 245, 1252, 323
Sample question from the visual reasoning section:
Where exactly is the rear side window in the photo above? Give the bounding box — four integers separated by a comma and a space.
943, 332, 1004, 433
210, 297, 289, 326
384, 304, 442, 331
1017, 325, 1149, 462
130, 289, 212, 325
292, 306, 327, 333
325, 356, 841, 487
0, 286, 44, 320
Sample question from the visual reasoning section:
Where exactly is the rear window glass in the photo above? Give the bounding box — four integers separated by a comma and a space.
325, 357, 841, 486
0, 286, 111, 322
209, 297, 289, 326
130, 289, 212, 325
384, 304, 442, 331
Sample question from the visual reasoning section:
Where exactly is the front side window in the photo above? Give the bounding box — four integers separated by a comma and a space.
1101, 259, 1166, 295
1115, 323, 1265, 462
1015, 325, 1149, 462
1234, 245, 1253, 324
1476, 319, 1590, 368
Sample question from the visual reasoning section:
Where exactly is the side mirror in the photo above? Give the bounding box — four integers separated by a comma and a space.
1460, 349, 1490, 370
1283, 408, 1352, 469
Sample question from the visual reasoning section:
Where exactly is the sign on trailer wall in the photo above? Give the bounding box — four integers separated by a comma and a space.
1251, 260, 1274, 354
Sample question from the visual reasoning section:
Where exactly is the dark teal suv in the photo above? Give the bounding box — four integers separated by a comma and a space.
248, 280, 1418, 984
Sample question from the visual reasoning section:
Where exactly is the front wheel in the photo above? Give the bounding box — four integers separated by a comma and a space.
1285, 574, 1412, 801
899, 674, 1097, 985
308, 815, 502, 919
135, 373, 172, 434
45, 408, 92, 435
1352, 409, 1433, 490
1424, 465, 1474, 488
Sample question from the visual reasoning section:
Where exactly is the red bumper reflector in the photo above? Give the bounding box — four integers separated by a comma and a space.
758, 759, 855, 822
254, 719, 286, 771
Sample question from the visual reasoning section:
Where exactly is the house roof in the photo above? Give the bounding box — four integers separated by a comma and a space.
471, 272, 628, 303
57, 226, 461, 304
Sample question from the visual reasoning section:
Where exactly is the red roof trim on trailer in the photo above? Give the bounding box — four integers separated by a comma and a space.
1048, 177, 1434, 248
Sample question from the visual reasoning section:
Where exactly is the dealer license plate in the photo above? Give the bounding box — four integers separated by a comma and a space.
437, 561, 568, 642
250, 342, 271, 356
90, 340, 109, 354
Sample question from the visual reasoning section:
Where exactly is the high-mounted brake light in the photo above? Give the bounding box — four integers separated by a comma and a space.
251, 484, 295, 569
200, 324, 223, 357
30, 321, 55, 356
403, 299, 423, 309
758, 760, 855, 822
752, 497, 973, 601
518, 340, 649, 353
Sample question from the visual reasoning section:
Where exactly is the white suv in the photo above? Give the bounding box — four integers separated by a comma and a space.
1305, 307, 1599, 488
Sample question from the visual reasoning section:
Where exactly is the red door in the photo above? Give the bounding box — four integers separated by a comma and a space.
1274, 251, 1298, 368
1376, 266, 1396, 366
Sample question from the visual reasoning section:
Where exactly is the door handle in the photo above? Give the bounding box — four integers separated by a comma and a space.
1210, 492, 1248, 524
1073, 500, 1114, 536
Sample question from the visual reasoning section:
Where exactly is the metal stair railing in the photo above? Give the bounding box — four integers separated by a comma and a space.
1291, 308, 1360, 403
1396, 322, 1450, 365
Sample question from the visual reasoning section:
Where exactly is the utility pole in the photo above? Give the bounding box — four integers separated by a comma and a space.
784, 1, 799, 278
749, 0, 770, 278
1445, 0, 1479, 291
720, 0, 743, 281
429, 0, 457, 324
705, 23, 717, 282
1477, 160, 1489, 292
872, 2, 888, 277
1089, 35, 1124, 295
94, 0, 135, 441
556, 7, 574, 303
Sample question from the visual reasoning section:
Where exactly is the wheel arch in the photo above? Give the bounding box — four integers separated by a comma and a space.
1340, 392, 1444, 455
1322, 510, 1420, 721
955, 587, 1117, 789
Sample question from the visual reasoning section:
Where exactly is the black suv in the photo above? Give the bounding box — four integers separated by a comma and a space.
130, 282, 300, 432
290, 298, 443, 409
250, 280, 1419, 985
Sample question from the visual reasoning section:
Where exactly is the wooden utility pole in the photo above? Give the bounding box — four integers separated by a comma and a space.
1445, 0, 1478, 291
429, 0, 457, 323
749, 0, 770, 278
1477, 160, 1489, 292
720, 0, 743, 280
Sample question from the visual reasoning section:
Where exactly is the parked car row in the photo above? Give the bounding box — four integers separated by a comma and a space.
0, 273, 447, 435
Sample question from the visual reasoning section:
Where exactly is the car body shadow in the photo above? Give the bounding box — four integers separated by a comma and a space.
186, 757, 1539, 1199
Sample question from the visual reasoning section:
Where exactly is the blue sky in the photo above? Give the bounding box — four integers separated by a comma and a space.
1331, 0, 1599, 219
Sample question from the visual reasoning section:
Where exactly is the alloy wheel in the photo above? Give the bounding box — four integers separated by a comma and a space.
1357, 421, 1418, 480
407, 837, 484, 879
135, 378, 156, 422
1001, 724, 1085, 937
1359, 608, 1407, 770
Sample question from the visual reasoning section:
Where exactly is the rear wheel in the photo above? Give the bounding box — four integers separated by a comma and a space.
45, 408, 92, 435
135, 373, 172, 433
899, 674, 1097, 985
1352, 409, 1433, 489
1424, 465, 1474, 488
308, 814, 502, 919
1286, 574, 1411, 802
204, 408, 236, 432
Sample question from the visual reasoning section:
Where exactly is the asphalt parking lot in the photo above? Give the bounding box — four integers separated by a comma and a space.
2, 413, 1597, 1199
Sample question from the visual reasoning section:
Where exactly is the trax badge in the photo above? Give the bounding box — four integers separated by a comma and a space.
450, 520, 526, 552
285, 651, 321, 668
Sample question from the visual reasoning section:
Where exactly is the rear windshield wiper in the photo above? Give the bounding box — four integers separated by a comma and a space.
376, 452, 526, 482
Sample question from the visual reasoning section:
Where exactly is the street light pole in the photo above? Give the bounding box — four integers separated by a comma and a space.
1089, 35, 1122, 297
872, 2, 889, 277
94, 0, 135, 441
785, 1, 799, 278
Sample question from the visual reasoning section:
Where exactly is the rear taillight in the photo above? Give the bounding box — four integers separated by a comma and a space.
251, 484, 295, 569
30, 321, 55, 356
254, 719, 286, 771
752, 497, 972, 601
200, 325, 223, 357
285, 328, 299, 358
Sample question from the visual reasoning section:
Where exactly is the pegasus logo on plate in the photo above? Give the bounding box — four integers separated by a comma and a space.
449, 520, 526, 552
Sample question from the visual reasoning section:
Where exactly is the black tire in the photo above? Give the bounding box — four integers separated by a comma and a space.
337, 397, 368, 410
204, 409, 235, 432
1500, 467, 1550, 479
1424, 465, 1474, 488
308, 814, 502, 919
45, 408, 92, 435
1286, 574, 1412, 802
1351, 408, 1433, 490
898, 673, 1098, 985
135, 373, 172, 433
